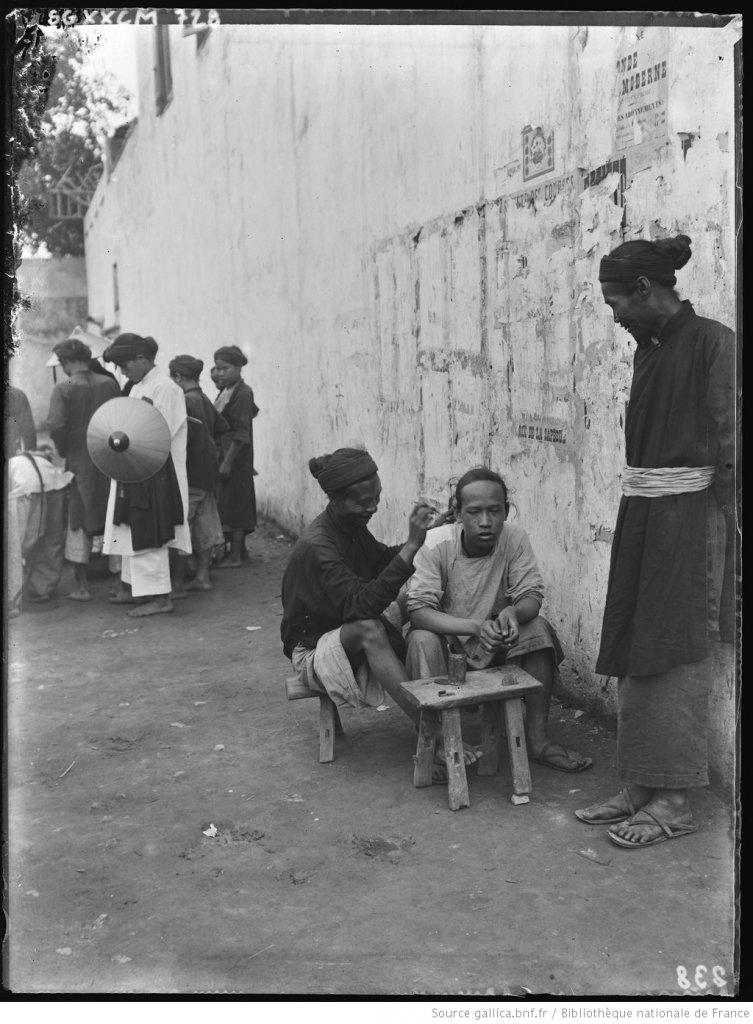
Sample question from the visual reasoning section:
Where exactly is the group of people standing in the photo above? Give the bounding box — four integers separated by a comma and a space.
6, 335, 259, 617
7, 230, 737, 849
280, 233, 737, 851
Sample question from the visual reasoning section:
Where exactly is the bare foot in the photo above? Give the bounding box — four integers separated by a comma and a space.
213, 558, 242, 569
435, 742, 482, 768
170, 590, 189, 601
66, 591, 92, 602
186, 579, 213, 592
464, 742, 484, 765
126, 599, 174, 617
530, 741, 592, 773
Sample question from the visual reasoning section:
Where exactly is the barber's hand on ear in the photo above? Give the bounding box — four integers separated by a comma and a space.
430, 507, 456, 528
406, 503, 436, 549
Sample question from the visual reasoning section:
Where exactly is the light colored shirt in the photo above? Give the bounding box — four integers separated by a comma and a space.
406, 521, 545, 623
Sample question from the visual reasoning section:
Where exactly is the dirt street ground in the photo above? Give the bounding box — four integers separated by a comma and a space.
5, 522, 738, 997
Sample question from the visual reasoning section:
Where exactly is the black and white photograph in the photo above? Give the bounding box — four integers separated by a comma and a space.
4, 7, 742, 1006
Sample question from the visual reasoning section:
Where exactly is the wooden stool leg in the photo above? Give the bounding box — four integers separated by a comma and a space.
319, 694, 336, 763
334, 704, 344, 737
413, 709, 439, 787
477, 701, 502, 777
441, 708, 470, 811
503, 697, 531, 803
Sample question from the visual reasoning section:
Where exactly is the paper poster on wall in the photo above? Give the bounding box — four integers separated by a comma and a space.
614, 39, 669, 152
522, 126, 554, 181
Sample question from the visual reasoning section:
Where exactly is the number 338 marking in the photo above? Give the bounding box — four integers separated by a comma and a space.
677, 965, 728, 991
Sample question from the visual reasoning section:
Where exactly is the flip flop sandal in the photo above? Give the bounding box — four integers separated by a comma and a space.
607, 808, 698, 849
530, 741, 593, 773
574, 787, 637, 825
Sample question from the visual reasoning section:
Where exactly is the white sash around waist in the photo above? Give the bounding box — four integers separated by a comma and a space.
621, 465, 715, 498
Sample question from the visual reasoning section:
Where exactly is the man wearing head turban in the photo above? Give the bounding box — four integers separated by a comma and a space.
46, 335, 120, 600
102, 333, 191, 616
574, 235, 737, 849
281, 449, 479, 780
168, 354, 229, 593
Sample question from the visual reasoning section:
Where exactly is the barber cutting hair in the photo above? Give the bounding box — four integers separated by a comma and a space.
280, 447, 482, 781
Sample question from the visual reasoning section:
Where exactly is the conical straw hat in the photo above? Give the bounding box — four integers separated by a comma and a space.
86, 397, 171, 483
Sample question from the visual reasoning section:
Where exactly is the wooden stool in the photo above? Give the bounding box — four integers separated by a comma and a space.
400, 665, 543, 811
286, 677, 344, 763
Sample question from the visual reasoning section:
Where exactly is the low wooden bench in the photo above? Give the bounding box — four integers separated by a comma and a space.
285, 677, 344, 763
400, 664, 544, 811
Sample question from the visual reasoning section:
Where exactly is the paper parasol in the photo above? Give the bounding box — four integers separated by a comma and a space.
87, 397, 171, 483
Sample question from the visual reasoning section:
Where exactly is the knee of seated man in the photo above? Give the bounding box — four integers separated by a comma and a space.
354, 617, 389, 644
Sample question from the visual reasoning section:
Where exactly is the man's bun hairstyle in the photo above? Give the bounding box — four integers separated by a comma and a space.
653, 233, 692, 270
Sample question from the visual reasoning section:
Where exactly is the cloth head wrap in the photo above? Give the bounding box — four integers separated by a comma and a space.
103, 333, 158, 366
169, 354, 204, 379
599, 236, 691, 286
53, 338, 92, 363
309, 448, 379, 496
214, 345, 248, 366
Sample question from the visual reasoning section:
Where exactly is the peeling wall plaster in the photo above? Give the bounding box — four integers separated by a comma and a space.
82, 22, 737, 776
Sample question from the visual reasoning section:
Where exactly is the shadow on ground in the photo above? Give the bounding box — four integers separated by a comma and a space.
6, 521, 738, 996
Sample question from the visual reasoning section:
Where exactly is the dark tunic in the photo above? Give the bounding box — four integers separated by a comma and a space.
183, 386, 229, 493
596, 301, 736, 678
216, 380, 258, 531
112, 456, 185, 552
47, 370, 120, 534
280, 506, 414, 659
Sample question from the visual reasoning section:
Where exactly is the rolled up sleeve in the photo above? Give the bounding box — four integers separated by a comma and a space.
405, 542, 445, 613
505, 533, 545, 607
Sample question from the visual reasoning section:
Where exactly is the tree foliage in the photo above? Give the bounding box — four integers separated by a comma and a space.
14, 29, 132, 257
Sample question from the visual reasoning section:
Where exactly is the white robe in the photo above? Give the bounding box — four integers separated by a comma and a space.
103, 366, 191, 558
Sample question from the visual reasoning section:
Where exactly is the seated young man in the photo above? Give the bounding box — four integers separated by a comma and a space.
405, 467, 592, 773
280, 447, 480, 779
